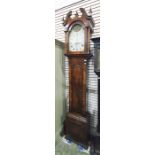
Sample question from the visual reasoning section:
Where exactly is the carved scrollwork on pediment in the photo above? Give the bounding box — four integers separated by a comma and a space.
62, 8, 94, 28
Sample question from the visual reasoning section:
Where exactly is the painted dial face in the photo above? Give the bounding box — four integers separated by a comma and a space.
69, 24, 84, 51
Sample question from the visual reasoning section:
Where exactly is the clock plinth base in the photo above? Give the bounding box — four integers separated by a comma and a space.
64, 112, 90, 147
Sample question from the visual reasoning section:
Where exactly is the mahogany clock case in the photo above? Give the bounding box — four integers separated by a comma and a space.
62, 8, 94, 148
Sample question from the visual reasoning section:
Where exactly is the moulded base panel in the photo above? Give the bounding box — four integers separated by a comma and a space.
63, 112, 90, 148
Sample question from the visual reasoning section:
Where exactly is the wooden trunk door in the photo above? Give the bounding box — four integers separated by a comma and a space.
69, 57, 86, 115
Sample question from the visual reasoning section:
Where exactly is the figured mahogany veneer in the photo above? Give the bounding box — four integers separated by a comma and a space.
69, 57, 86, 115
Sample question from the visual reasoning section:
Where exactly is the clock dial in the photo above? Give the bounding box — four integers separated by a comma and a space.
69, 24, 84, 52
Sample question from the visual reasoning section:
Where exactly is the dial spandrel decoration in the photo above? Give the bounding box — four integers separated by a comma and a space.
69, 24, 84, 52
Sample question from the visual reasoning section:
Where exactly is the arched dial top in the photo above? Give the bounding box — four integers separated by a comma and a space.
69, 24, 84, 52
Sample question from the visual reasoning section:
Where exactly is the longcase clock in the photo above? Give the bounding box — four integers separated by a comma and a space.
62, 8, 94, 147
